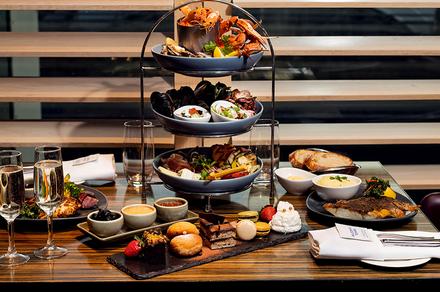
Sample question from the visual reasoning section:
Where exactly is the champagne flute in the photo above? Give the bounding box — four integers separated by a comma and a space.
33, 146, 67, 259
0, 150, 30, 267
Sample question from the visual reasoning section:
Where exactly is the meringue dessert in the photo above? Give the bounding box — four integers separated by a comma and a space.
270, 201, 302, 233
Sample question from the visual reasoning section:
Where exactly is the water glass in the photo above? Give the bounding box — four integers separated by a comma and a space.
249, 119, 280, 185
123, 120, 155, 187
0, 150, 29, 267
33, 145, 68, 259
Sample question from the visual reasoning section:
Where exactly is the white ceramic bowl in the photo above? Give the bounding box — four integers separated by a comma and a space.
173, 105, 211, 123
154, 197, 188, 222
275, 168, 316, 195
121, 204, 157, 230
87, 210, 124, 237
211, 100, 252, 122
312, 173, 362, 201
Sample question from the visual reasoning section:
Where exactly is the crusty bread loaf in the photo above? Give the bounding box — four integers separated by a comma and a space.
304, 151, 352, 172
170, 234, 203, 257
289, 149, 316, 169
166, 222, 199, 239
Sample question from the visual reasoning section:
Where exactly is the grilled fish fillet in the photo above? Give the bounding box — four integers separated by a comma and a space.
323, 196, 418, 220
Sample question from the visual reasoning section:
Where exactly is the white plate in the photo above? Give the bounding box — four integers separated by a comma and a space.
361, 258, 431, 268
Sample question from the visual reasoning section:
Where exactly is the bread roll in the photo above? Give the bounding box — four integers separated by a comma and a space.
289, 149, 316, 169
170, 234, 203, 257
305, 151, 352, 172
166, 222, 199, 239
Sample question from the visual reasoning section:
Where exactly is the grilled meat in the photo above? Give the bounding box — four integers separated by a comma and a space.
323, 196, 418, 220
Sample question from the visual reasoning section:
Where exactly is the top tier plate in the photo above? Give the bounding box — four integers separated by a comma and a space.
151, 44, 264, 77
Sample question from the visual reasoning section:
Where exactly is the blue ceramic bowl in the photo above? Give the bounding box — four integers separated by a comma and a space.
152, 44, 264, 77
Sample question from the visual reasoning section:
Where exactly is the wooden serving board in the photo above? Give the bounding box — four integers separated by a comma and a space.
107, 224, 308, 280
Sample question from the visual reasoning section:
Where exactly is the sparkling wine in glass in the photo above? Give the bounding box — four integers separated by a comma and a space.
33, 146, 67, 259
0, 150, 30, 267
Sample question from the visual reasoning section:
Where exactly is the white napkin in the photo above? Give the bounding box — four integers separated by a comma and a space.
24, 154, 116, 184
309, 227, 440, 261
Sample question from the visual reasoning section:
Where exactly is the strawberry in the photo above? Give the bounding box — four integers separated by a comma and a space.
260, 205, 276, 222
124, 239, 143, 257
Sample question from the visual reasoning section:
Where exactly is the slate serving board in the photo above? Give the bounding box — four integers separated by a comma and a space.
107, 224, 308, 280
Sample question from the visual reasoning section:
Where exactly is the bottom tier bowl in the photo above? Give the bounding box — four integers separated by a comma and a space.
153, 147, 262, 194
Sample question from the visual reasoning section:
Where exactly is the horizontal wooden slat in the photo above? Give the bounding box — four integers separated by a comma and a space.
2, 78, 440, 102
233, 123, 440, 145
0, 122, 438, 147
0, 32, 168, 58
0, 121, 174, 147
0, 77, 172, 102
234, 0, 440, 8
385, 164, 440, 190
2, 33, 440, 57
0, 0, 173, 10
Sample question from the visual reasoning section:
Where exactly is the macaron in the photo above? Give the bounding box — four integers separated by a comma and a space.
255, 221, 270, 237
236, 219, 257, 241
237, 211, 259, 222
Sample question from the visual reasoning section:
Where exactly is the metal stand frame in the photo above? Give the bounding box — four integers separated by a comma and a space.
139, 0, 276, 201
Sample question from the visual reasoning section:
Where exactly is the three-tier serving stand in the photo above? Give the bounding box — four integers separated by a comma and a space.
139, 0, 277, 211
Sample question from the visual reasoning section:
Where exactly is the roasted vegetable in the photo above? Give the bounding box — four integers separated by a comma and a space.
364, 176, 390, 198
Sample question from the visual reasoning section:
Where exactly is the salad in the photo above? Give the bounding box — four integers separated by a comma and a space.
159, 144, 260, 181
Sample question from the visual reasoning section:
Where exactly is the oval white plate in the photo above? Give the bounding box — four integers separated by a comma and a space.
361, 258, 431, 268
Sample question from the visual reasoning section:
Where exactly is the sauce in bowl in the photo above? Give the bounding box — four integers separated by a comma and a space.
317, 175, 357, 188
123, 205, 154, 215
157, 200, 185, 207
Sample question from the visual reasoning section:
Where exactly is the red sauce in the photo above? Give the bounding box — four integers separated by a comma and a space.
158, 200, 184, 207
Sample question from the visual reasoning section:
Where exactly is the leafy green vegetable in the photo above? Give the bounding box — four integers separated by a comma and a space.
203, 41, 217, 54
64, 181, 82, 198
220, 35, 234, 55
20, 202, 41, 219
191, 154, 215, 179
364, 176, 390, 198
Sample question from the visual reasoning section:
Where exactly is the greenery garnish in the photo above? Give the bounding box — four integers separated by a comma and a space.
330, 175, 348, 182
364, 176, 390, 198
203, 41, 216, 54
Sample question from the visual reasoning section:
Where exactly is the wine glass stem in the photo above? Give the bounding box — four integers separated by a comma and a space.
46, 214, 54, 247
7, 221, 16, 255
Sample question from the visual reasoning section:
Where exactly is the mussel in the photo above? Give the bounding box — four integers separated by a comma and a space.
150, 91, 174, 117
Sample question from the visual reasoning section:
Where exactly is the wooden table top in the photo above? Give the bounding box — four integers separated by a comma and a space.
0, 161, 439, 287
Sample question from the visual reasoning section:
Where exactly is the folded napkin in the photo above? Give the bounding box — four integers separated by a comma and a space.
309, 226, 440, 261
24, 154, 116, 185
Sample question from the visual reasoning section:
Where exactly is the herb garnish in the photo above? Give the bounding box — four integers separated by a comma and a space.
364, 176, 390, 198
203, 41, 216, 54
329, 175, 348, 182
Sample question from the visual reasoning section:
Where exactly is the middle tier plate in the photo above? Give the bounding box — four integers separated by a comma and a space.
153, 147, 262, 194
152, 101, 263, 137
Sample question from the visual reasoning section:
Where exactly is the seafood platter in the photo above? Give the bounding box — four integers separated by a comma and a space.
151, 5, 267, 76
107, 201, 308, 280
153, 144, 262, 194
151, 80, 263, 137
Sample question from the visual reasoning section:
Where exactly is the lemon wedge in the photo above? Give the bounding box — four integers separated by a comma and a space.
383, 187, 397, 199
226, 50, 239, 57
213, 46, 224, 58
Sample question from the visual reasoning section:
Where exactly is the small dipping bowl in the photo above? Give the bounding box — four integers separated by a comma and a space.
173, 105, 211, 123
312, 173, 362, 201
154, 197, 188, 222
275, 167, 316, 195
211, 100, 253, 122
87, 210, 123, 237
121, 204, 157, 230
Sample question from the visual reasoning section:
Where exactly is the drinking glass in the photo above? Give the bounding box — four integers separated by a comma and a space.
249, 119, 280, 185
123, 120, 155, 187
0, 150, 30, 267
33, 145, 67, 259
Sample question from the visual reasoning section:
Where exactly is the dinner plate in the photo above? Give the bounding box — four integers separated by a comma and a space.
15, 185, 108, 228
151, 44, 264, 77
306, 191, 418, 227
152, 101, 263, 138
361, 258, 431, 268
77, 210, 199, 243
153, 147, 262, 195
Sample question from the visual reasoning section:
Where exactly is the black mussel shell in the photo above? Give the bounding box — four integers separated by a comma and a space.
195, 80, 216, 108
178, 86, 196, 106
151, 91, 174, 117
215, 82, 232, 101
166, 88, 181, 109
